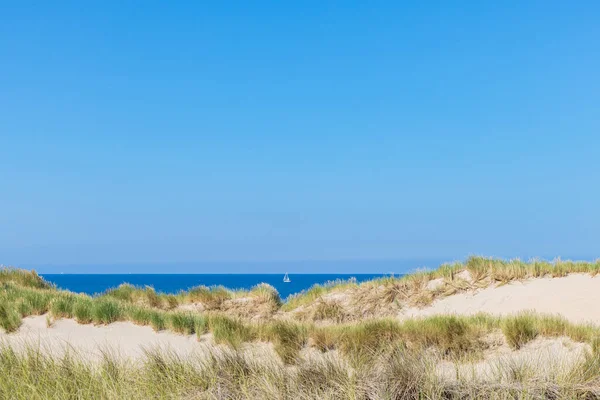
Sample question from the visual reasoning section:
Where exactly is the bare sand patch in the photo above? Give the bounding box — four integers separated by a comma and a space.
402, 274, 600, 325
0, 315, 210, 361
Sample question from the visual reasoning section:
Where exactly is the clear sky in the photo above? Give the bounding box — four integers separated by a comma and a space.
1, 2, 599, 273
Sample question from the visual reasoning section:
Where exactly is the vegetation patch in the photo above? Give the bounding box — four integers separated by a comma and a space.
312, 300, 348, 323
169, 311, 199, 335
209, 315, 254, 348
0, 302, 21, 333
73, 298, 94, 324
50, 294, 76, 319
502, 313, 539, 349
92, 299, 124, 325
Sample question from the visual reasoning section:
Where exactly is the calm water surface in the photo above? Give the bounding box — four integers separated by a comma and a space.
41, 274, 389, 299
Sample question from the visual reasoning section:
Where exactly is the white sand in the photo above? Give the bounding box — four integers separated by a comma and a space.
402, 273, 600, 324
0, 315, 211, 361
3, 274, 600, 368
437, 336, 590, 382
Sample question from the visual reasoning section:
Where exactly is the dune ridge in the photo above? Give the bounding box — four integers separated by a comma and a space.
4, 257, 600, 398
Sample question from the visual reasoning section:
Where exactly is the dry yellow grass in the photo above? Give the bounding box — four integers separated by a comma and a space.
4, 262, 600, 398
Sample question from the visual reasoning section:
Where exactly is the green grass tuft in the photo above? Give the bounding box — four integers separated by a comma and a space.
209, 315, 254, 348
73, 298, 94, 324
0, 302, 21, 333
169, 312, 198, 335
92, 299, 124, 324
50, 294, 76, 319
502, 313, 539, 349
149, 310, 167, 331
0, 267, 54, 289
260, 320, 308, 364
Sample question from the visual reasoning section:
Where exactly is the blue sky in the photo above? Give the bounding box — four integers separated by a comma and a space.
1, 2, 599, 273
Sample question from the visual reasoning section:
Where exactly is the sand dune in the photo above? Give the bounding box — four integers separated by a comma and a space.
3, 273, 600, 373
0, 315, 210, 360
402, 273, 600, 324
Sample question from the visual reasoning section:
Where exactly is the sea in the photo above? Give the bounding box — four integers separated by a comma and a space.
40, 274, 389, 300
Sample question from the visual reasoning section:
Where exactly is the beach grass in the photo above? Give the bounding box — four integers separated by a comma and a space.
92, 298, 125, 324
0, 302, 21, 333
281, 277, 359, 311
73, 297, 94, 324
312, 299, 348, 323
2, 341, 600, 399
169, 311, 201, 335
0, 267, 53, 290
208, 314, 254, 348
5, 256, 599, 319
148, 309, 167, 331
4, 266, 600, 363
502, 313, 539, 349
5, 263, 600, 397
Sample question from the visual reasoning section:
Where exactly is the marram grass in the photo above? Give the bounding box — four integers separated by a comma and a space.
4, 262, 600, 398
5, 256, 599, 317
3, 264, 600, 362
2, 342, 600, 399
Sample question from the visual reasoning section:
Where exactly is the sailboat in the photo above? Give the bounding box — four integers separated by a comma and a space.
283, 272, 291, 283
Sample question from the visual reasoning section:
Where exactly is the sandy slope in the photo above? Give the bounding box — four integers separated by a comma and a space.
0, 315, 210, 360
402, 273, 600, 324
3, 274, 600, 371
3, 315, 588, 383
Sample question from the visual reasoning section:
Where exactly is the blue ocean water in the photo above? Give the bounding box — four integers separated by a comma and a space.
40, 274, 388, 300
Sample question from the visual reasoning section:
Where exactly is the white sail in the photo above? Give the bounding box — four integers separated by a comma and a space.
283, 272, 291, 282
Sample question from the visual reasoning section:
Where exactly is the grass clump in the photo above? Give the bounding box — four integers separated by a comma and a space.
141, 286, 162, 308
185, 285, 232, 309
103, 283, 136, 302
312, 300, 347, 323
161, 294, 179, 310
260, 320, 308, 364
50, 294, 76, 319
149, 310, 167, 331
128, 307, 183, 332
169, 312, 200, 335
22, 290, 53, 315
248, 283, 281, 307
502, 313, 539, 349
310, 326, 340, 352
92, 299, 124, 325
282, 278, 357, 311
336, 319, 403, 359
129, 307, 153, 325
0, 302, 21, 333
402, 315, 487, 356
0, 267, 54, 289
195, 316, 208, 337
209, 315, 254, 348
16, 299, 33, 317
102, 284, 171, 309
73, 298, 94, 324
